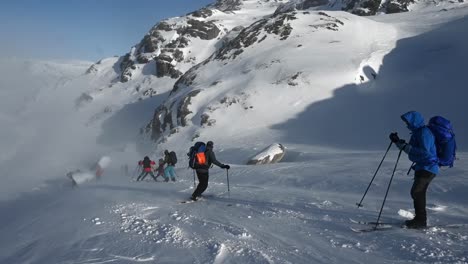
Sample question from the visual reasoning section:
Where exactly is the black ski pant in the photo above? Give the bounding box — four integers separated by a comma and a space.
137, 171, 158, 181
411, 170, 436, 221
192, 170, 209, 197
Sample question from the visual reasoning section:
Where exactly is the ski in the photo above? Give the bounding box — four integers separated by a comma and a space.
350, 218, 398, 226
351, 226, 393, 233
350, 218, 468, 232
179, 197, 203, 204
350, 218, 397, 232
179, 200, 197, 204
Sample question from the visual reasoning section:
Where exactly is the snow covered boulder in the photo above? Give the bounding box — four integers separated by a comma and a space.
247, 143, 285, 165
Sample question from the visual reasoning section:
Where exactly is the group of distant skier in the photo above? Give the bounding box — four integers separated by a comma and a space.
132, 110, 455, 229
137, 141, 230, 201
137, 150, 179, 182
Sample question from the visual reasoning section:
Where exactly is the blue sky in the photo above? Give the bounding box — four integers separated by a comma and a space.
0, 0, 215, 62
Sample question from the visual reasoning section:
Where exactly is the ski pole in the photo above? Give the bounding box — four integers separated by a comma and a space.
356, 141, 393, 208
406, 162, 414, 175
132, 165, 139, 178
226, 169, 230, 197
193, 169, 196, 188
374, 149, 403, 229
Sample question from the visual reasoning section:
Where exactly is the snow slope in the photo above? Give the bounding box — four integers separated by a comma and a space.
1, 151, 467, 263
1, 1, 468, 263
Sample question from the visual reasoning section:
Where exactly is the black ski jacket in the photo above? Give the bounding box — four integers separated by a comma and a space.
197, 147, 223, 172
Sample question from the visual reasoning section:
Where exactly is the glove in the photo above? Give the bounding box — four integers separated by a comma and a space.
389, 132, 400, 143
223, 164, 230, 170
395, 139, 407, 150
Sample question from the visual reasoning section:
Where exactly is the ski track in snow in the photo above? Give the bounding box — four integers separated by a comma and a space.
1, 153, 468, 263
67, 159, 468, 264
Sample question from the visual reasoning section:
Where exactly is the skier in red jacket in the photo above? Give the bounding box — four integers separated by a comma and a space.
137, 156, 157, 181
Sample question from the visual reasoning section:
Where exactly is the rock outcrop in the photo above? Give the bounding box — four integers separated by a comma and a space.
247, 143, 286, 165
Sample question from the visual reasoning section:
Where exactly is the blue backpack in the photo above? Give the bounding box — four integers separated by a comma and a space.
187, 142, 207, 169
428, 116, 456, 167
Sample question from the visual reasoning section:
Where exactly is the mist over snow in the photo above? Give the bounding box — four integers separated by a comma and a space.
1, 1, 468, 263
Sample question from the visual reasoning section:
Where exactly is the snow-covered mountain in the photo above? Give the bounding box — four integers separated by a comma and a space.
1, 0, 468, 263
142, 0, 468, 156
76, 0, 468, 155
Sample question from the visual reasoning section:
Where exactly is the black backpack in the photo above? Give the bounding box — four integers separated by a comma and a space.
169, 151, 177, 165
187, 142, 207, 169
142, 158, 151, 168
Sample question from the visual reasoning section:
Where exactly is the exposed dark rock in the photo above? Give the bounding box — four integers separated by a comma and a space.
265, 13, 296, 40
85, 64, 98, 74
140, 33, 165, 53
179, 37, 190, 48
177, 90, 202, 127
216, 12, 297, 60
384, 0, 414, 14
200, 113, 216, 127
220, 96, 239, 106
151, 105, 165, 141
143, 88, 158, 97
211, 80, 221, 86
171, 64, 203, 95
215, 19, 268, 60
247, 143, 286, 165
309, 13, 344, 32
274, 72, 303, 86
150, 102, 179, 141
274, 0, 328, 15
75, 93, 93, 108
120, 53, 135, 82
136, 53, 152, 64
155, 21, 173, 31
155, 59, 182, 79
173, 49, 184, 62
120, 53, 131, 72
178, 19, 221, 40
214, 0, 243, 12
341, 0, 414, 15
158, 54, 173, 62
188, 8, 214, 18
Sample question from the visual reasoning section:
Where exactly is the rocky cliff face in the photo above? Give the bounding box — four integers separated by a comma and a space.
147, 9, 354, 143
85, 0, 452, 144
340, 0, 415, 15
119, 17, 221, 83
115, 0, 289, 84
277, 0, 420, 16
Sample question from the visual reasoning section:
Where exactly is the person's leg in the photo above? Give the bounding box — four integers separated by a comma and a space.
155, 171, 162, 180
408, 170, 435, 227
164, 167, 170, 182
192, 170, 209, 199
140, 172, 149, 181
169, 166, 176, 181
136, 171, 146, 181
149, 171, 157, 181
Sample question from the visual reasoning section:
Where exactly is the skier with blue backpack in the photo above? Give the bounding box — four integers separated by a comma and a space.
187, 141, 230, 201
390, 111, 456, 228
